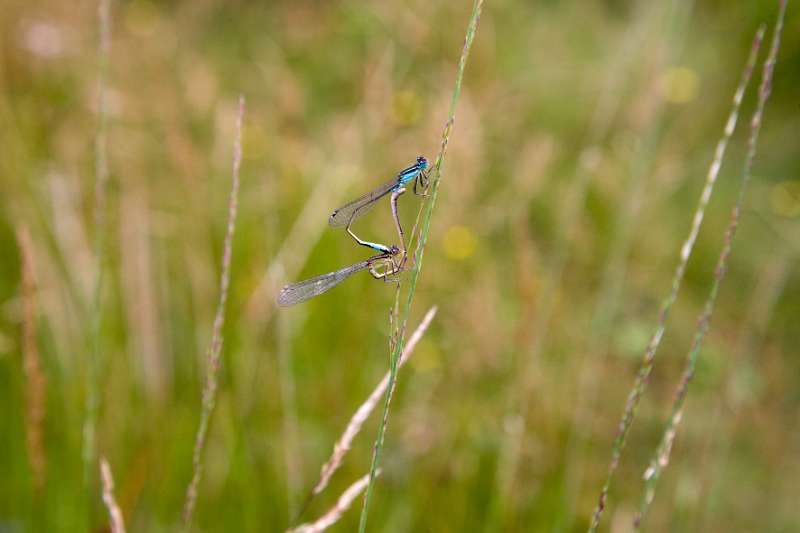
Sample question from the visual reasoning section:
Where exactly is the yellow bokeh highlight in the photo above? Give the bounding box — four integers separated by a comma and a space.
661, 66, 699, 104
443, 225, 477, 260
392, 90, 423, 127
410, 338, 440, 372
770, 181, 800, 218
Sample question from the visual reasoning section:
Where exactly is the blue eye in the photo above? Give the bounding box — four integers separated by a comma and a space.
417, 156, 428, 168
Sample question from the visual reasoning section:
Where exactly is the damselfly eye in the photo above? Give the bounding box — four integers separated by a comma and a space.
417, 156, 428, 168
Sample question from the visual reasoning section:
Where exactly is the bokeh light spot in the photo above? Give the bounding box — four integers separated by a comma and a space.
443, 225, 477, 260
410, 338, 440, 372
661, 66, 699, 104
770, 180, 800, 217
21, 20, 65, 59
392, 90, 422, 126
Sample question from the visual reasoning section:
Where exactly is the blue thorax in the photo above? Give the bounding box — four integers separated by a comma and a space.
393, 156, 428, 190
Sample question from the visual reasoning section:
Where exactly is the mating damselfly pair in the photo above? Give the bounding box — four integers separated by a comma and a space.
277, 156, 430, 307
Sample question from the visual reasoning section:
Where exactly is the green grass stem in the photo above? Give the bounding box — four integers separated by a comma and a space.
634, 3, 785, 527
356, 2, 485, 531
588, 19, 768, 533
181, 96, 245, 531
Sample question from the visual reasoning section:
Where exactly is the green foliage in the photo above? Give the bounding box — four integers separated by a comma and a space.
0, 1, 798, 531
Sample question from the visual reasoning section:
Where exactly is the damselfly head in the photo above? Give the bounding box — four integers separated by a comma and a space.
389, 245, 401, 255
416, 155, 428, 169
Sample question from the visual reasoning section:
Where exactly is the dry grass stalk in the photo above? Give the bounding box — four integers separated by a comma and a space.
16, 225, 47, 493
634, 3, 785, 527
311, 306, 437, 498
289, 471, 380, 533
181, 95, 245, 530
83, 0, 112, 479
587, 22, 767, 532
100, 457, 126, 533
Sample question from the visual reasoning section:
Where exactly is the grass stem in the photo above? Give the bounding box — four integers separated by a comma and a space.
588, 20, 768, 532
633, 3, 785, 527
357, 2, 484, 531
100, 457, 126, 533
83, 0, 112, 488
181, 95, 245, 530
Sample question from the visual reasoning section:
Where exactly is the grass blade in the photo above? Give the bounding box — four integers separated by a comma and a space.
100, 457, 126, 533
306, 307, 436, 506
181, 95, 245, 530
588, 20, 767, 532
83, 0, 112, 488
357, 2, 485, 531
633, 2, 785, 527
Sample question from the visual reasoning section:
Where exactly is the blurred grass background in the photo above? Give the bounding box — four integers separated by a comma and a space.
1, 0, 799, 531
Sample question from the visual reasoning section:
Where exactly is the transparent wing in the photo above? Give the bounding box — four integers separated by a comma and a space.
328, 178, 397, 228
276, 259, 374, 307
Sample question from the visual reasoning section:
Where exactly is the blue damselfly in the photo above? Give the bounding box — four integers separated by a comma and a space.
329, 156, 429, 256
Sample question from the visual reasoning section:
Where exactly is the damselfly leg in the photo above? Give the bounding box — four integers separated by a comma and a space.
368, 246, 407, 283
413, 166, 431, 196
368, 255, 399, 279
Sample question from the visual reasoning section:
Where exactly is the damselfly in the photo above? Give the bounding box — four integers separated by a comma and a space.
276, 247, 403, 307
329, 156, 429, 256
